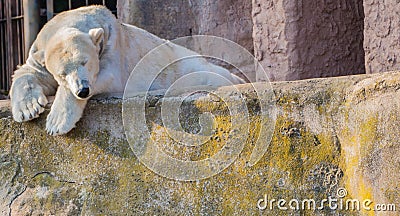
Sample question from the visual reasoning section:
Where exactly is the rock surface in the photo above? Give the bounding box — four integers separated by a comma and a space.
252, 0, 366, 81
364, 0, 400, 74
1, 72, 400, 215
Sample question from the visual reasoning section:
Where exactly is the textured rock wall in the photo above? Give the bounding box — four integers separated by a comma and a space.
252, 0, 366, 81
1, 72, 400, 215
252, 0, 288, 81
364, 0, 400, 74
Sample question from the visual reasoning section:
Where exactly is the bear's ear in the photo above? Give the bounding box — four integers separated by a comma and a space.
32, 50, 45, 66
89, 28, 104, 47
29, 43, 45, 66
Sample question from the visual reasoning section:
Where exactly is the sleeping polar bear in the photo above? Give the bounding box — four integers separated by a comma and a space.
10, 5, 244, 135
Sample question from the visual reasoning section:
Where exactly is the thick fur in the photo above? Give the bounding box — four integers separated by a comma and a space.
10, 6, 244, 135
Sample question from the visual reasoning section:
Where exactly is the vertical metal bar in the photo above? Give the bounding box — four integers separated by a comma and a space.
3, 21, 6, 90
10, 0, 15, 90
68, 0, 71, 9
103, 0, 106, 6
18, 0, 21, 15
20, 0, 24, 61
1, 0, 4, 90
3, 0, 7, 91
16, 0, 21, 67
23, 0, 39, 58
0, 21, 3, 90
16, 19, 21, 65
20, 22, 24, 63
0, 0, 3, 91
15, 0, 18, 16
19, 0, 23, 67
86, 0, 89, 6
6, 0, 13, 91
1, 0, 5, 91
46, 0, 54, 20
19, 21, 24, 66
18, 19, 22, 63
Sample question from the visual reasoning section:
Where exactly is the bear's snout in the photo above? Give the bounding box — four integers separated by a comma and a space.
74, 79, 91, 99
77, 87, 90, 98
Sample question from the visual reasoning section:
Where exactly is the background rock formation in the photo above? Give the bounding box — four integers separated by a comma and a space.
252, 0, 365, 81
364, 0, 400, 74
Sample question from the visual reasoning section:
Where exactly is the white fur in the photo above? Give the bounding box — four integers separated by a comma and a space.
10, 6, 244, 135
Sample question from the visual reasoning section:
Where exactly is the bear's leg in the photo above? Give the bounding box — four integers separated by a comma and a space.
10, 67, 56, 122
46, 85, 87, 135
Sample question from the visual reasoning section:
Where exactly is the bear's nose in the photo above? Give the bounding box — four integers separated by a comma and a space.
77, 87, 90, 98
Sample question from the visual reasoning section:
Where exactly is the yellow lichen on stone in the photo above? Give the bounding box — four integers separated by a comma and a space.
340, 113, 377, 215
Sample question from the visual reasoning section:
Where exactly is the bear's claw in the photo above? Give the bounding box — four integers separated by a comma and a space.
12, 92, 47, 122
45, 103, 76, 136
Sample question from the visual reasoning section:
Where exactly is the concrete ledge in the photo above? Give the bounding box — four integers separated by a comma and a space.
1, 72, 400, 215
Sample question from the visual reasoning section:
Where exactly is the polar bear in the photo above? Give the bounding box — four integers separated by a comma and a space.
10, 5, 244, 135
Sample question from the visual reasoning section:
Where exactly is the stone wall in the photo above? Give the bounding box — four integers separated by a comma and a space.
252, 0, 366, 81
364, 0, 400, 74
1, 71, 399, 215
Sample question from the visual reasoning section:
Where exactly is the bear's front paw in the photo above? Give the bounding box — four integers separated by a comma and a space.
45, 85, 86, 136
45, 107, 77, 136
11, 89, 48, 122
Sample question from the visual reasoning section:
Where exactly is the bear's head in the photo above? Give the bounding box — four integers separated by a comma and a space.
44, 27, 104, 100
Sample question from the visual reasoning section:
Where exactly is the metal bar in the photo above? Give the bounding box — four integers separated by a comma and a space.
0, 22, 4, 90
68, 0, 71, 9
11, 15, 24, 19
23, 0, 39, 58
16, 0, 20, 64
0, 0, 3, 19
21, 11, 25, 64
17, 19, 21, 65
16, 0, 20, 16
85, 0, 89, 6
20, 0, 24, 63
6, 0, 13, 91
46, 0, 54, 20
18, 0, 24, 67
3, 22, 7, 90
